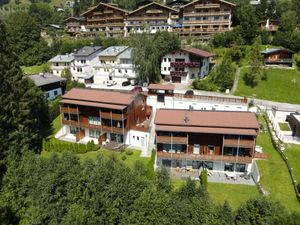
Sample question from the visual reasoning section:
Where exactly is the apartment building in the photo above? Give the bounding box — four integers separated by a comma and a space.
49, 53, 74, 76
146, 83, 248, 111
57, 88, 152, 150
81, 3, 128, 37
125, 2, 179, 36
71, 46, 103, 82
177, 0, 236, 38
161, 47, 215, 83
155, 109, 261, 173
93, 46, 137, 84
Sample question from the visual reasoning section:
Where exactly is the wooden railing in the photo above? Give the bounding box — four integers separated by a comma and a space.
156, 136, 188, 144
170, 62, 200, 68
60, 107, 78, 114
170, 71, 188, 77
126, 16, 168, 21
184, 11, 230, 17
194, 3, 220, 8
157, 151, 253, 163
62, 119, 79, 126
101, 112, 126, 120
184, 20, 230, 25
223, 139, 254, 148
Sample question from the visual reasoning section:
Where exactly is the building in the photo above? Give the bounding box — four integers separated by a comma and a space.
64, 17, 86, 36
29, 73, 66, 100
177, 0, 236, 39
258, 19, 279, 33
161, 47, 215, 83
57, 88, 152, 150
81, 3, 128, 37
93, 46, 137, 84
49, 53, 74, 76
147, 83, 248, 111
167, 0, 189, 10
155, 109, 260, 173
261, 48, 294, 67
287, 113, 300, 138
71, 46, 103, 82
125, 2, 179, 36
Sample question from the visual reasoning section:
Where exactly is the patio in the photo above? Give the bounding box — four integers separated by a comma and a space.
169, 168, 256, 185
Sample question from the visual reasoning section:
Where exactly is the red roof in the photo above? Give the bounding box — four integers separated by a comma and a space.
148, 83, 175, 91
181, 48, 215, 58
62, 88, 134, 106
155, 109, 259, 136
61, 99, 127, 110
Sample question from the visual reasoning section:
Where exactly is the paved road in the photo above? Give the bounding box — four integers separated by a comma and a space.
253, 98, 300, 111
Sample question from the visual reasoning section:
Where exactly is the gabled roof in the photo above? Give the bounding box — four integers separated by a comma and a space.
81, 2, 128, 16
29, 73, 66, 87
129, 2, 179, 15
49, 53, 74, 63
261, 48, 295, 55
181, 0, 236, 9
98, 46, 128, 57
64, 16, 86, 22
62, 88, 135, 106
155, 109, 259, 136
181, 48, 215, 58
74, 46, 103, 57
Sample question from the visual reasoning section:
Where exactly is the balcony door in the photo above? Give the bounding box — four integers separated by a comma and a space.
193, 144, 200, 155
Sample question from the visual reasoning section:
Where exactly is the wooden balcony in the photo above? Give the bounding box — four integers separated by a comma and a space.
184, 20, 230, 25
194, 4, 220, 9
223, 139, 254, 148
87, 17, 124, 22
170, 71, 188, 77
60, 107, 78, 114
184, 11, 230, 17
264, 59, 293, 64
176, 28, 229, 34
62, 118, 79, 127
157, 151, 253, 163
170, 62, 200, 68
101, 112, 126, 120
254, 152, 268, 159
156, 136, 187, 144
102, 125, 124, 134
126, 16, 168, 21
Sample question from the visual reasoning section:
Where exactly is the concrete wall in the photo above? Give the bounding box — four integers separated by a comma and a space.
126, 130, 149, 151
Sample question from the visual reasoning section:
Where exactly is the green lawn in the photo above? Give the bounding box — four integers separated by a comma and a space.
256, 116, 300, 213
172, 179, 260, 210
279, 122, 291, 131
22, 63, 49, 75
234, 68, 300, 104
285, 144, 300, 185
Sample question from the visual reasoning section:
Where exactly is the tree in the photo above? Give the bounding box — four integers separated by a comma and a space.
244, 37, 265, 87
199, 170, 208, 189
255, 0, 268, 20
61, 68, 85, 90
132, 32, 180, 83
278, 10, 297, 32
155, 167, 172, 193
0, 21, 49, 166
28, 3, 54, 26
267, 0, 278, 19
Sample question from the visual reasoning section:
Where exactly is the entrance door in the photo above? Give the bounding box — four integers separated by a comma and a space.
193, 144, 200, 154
172, 76, 181, 83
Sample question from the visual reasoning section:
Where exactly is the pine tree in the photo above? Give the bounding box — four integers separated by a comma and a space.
0, 21, 49, 165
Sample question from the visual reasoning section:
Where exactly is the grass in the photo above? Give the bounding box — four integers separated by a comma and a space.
285, 144, 300, 185
279, 122, 291, 131
234, 68, 300, 104
22, 63, 49, 75
172, 179, 260, 209
256, 115, 300, 213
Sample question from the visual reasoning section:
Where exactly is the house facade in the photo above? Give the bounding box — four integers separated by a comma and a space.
93, 46, 137, 84
64, 16, 86, 36
146, 83, 248, 111
155, 109, 260, 173
29, 73, 66, 100
258, 19, 279, 33
71, 46, 103, 82
81, 3, 127, 37
161, 47, 215, 83
261, 48, 294, 67
125, 2, 179, 37
57, 88, 152, 150
176, 0, 235, 39
49, 53, 74, 76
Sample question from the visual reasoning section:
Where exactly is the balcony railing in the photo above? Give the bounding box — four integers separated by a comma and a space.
62, 118, 79, 127
264, 59, 293, 64
126, 16, 168, 21
101, 112, 126, 120
184, 11, 231, 17
170, 62, 200, 68
170, 71, 188, 77
61, 107, 78, 114
156, 136, 188, 144
223, 139, 254, 148
194, 4, 220, 9
184, 20, 230, 25
157, 151, 253, 163
175, 28, 229, 34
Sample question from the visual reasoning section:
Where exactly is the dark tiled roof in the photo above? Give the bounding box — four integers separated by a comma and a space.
74, 46, 103, 57
29, 73, 66, 87
181, 48, 215, 58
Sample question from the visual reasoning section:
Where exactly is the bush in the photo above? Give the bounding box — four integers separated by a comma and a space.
192, 78, 217, 91
121, 155, 127, 161
43, 139, 89, 154
295, 54, 300, 70
199, 170, 208, 189
125, 149, 133, 155
48, 98, 60, 121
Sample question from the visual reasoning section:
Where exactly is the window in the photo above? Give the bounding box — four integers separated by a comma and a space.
193, 144, 200, 155
225, 163, 234, 172
80, 60, 86, 64
164, 67, 166, 71
164, 58, 167, 62
208, 145, 214, 155
133, 136, 135, 140
125, 69, 127, 73
46, 93, 50, 99
235, 163, 246, 172
89, 129, 100, 138
168, 67, 171, 71
137, 136, 139, 141
168, 58, 171, 62
88, 116, 101, 125
54, 90, 58, 96
70, 126, 80, 134
55, 63, 59, 66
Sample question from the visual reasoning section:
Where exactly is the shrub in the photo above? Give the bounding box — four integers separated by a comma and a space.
295, 54, 300, 70
199, 170, 208, 189
125, 149, 133, 155
121, 155, 127, 161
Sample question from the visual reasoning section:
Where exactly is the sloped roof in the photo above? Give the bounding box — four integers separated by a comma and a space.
181, 0, 236, 9
49, 54, 74, 63
74, 46, 103, 57
261, 48, 294, 55
181, 48, 215, 58
98, 46, 128, 57
29, 73, 66, 87
62, 88, 135, 106
81, 2, 128, 16
129, 1, 178, 15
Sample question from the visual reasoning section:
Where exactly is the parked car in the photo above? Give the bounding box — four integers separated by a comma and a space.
184, 90, 194, 98
131, 86, 143, 93
106, 80, 117, 86
122, 81, 131, 86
